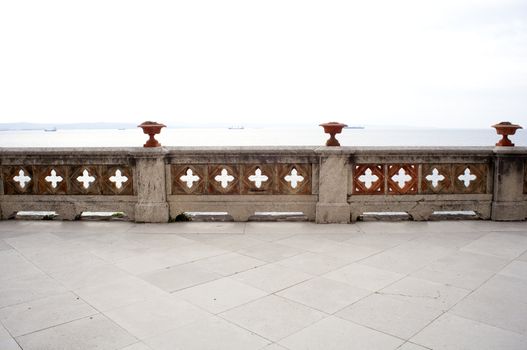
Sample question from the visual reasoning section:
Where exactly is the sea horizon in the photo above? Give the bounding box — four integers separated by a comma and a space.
1, 126, 524, 148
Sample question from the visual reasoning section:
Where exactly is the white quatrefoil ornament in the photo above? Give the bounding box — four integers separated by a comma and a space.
109, 169, 128, 189
45, 169, 63, 188
13, 169, 31, 188
77, 169, 96, 189
458, 168, 477, 187
215, 169, 234, 188
284, 168, 304, 189
180, 168, 200, 188
358, 168, 379, 189
426, 168, 445, 188
248, 168, 268, 188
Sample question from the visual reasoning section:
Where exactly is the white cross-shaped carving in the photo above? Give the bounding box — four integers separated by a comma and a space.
458, 168, 477, 187
425, 168, 445, 188
109, 169, 128, 189
358, 168, 379, 189
248, 168, 268, 188
214, 169, 234, 188
45, 169, 63, 188
284, 168, 304, 189
13, 169, 31, 188
180, 168, 200, 188
391, 168, 412, 189
77, 169, 96, 189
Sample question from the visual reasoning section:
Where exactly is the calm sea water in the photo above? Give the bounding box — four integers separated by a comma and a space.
0, 127, 525, 147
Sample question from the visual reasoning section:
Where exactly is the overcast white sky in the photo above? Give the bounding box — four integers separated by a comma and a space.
0, 0, 526, 128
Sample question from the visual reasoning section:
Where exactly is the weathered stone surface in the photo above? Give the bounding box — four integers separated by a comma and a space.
317, 155, 348, 203
492, 151, 527, 220
316, 203, 350, 224
1, 146, 527, 223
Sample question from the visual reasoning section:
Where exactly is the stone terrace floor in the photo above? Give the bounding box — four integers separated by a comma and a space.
1, 220, 527, 350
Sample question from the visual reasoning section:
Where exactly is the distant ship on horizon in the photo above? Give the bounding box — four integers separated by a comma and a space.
44, 127, 57, 132
228, 125, 245, 130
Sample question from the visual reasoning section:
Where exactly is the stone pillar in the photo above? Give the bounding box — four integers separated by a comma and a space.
491, 148, 527, 221
315, 149, 350, 223
0, 170, 4, 220
134, 149, 169, 223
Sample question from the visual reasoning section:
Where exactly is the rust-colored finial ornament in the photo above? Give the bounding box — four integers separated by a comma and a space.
319, 122, 348, 146
492, 122, 522, 147
138, 121, 166, 147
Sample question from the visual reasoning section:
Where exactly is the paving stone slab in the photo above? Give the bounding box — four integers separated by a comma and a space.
16, 314, 136, 350
174, 277, 268, 314
277, 277, 371, 314
279, 316, 403, 350
336, 293, 444, 339
411, 313, 527, 350
144, 316, 270, 350
221, 295, 325, 341
0, 292, 98, 337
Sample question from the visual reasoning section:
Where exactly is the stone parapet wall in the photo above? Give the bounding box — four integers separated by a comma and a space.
1, 146, 526, 223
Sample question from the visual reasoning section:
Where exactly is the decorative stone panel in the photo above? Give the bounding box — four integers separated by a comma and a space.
4, 166, 35, 194
2, 165, 133, 195
353, 163, 488, 195
70, 166, 102, 195
352, 164, 384, 195
422, 164, 487, 194
453, 164, 487, 194
421, 164, 453, 194
104, 166, 134, 195
387, 164, 418, 195
171, 165, 206, 194
37, 166, 69, 195
208, 165, 239, 194
240, 164, 275, 195
171, 163, 312, 195
278, 164, 311, 195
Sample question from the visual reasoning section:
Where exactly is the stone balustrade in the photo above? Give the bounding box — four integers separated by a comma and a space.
1, 146, 526, 223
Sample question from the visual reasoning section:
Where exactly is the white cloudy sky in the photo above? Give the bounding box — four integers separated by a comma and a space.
0, 0, 526, 128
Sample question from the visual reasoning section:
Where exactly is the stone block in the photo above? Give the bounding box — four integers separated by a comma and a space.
491, 202, 527, 221
134, 203, 169, 223
316, 203, 350, 224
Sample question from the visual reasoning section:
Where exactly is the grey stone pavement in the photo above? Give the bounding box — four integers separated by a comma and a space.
1, 220, 527, 350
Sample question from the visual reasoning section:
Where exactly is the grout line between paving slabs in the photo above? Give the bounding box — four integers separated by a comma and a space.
4, 231, 144, 343
320, 233, 453, 344
436, 263, 527, 337
0, 318, 23, 350
395, 340, 433, 350
166, 272, 327, 345
5, 221, 524, 348
211, 274, 409, 347
382, 248, 527, 343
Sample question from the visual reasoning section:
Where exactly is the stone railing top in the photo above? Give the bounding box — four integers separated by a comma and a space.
1, 146, 526, 157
